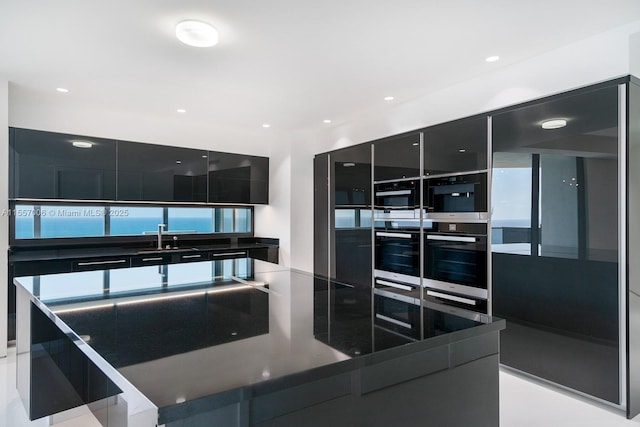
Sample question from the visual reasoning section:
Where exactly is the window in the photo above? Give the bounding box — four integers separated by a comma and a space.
12, 204, 253, 240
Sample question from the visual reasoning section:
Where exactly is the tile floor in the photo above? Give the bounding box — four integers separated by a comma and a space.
1, 344, 640, 426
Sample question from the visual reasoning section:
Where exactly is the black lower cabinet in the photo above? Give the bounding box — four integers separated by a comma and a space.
493, 253, 619, 403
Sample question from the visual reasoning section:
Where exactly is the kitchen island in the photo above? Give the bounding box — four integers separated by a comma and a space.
14, 259, 504, 426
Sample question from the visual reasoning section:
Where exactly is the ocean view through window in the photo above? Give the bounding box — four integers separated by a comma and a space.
11, 204, 253, 240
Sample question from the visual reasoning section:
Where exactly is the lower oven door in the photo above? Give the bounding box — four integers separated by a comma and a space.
423, 232, 487, 299
375, 230, 420, 279
374, 290, 420, 339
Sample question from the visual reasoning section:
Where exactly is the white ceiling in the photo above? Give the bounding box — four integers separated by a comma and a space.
1, 0, 640, 133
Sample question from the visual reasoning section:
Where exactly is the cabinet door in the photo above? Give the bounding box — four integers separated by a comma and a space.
208, 152, 269, 204
117, 141, 208, 202
423, 116, 487, 176
10, 128, 117, 200
373, 133, 421, 181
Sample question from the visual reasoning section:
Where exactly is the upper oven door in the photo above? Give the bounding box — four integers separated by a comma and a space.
423, 227, 487, 299
374, 179, 421, 219
425, 172, 487, 220
374, 230, 420, 279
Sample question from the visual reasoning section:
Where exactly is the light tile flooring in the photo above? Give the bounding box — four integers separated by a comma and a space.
1, 344, 640, 427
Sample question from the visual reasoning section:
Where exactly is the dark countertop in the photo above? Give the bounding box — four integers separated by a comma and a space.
15, 259, 505, 424
8, 237, 279, 262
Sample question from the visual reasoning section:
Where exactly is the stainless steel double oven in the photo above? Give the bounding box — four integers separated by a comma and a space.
372, 171, 490, 338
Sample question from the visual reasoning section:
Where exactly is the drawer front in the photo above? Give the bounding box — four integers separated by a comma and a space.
177, 252, 207, 263
13, 260, 73, 276
209, 250, 247, 260
131, 254, 172, 267
71, 257, 130, 271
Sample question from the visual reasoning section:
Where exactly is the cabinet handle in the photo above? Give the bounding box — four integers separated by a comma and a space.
212, 252, 246, 257
77, 260, 127, 266
142, 257, 164, 262
181, 254, 202, 259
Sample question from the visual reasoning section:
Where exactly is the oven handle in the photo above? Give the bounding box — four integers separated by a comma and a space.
375, 190, 412, 197
426, 234, 476, 243
375, 279, 413, 291
375, 314, 412, 329
376, 232, 415, 239
426, 290, 477, 306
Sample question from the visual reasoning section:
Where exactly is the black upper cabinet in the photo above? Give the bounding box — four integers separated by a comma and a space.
208, 152, 269, 204
118, 141, 207, 202
423, 116, 487, 176
10, 128, 117, 200
373, 133, 422, 181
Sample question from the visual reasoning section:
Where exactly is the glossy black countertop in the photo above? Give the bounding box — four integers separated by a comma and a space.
8, 237, 278, 262
14, 259, 504, 423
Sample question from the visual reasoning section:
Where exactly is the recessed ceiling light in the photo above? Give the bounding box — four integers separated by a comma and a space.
485, 56, 500, 62
177, 109, 186, 113
262, 124, 271, 128
343, 162, 355, 167
323, 119, 332, 124
541, 119, 567, 129
176, 20, 219, 47
176, 160, 182, 164
202, 155, 207, 158
384, 96, 395, 101
71, 141, 93, 148
56, 87, 69, 93
459, 149, 466, 153
412, 143, 419, 146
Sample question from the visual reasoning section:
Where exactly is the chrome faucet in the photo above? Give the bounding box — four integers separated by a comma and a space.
157, 224, 166, 250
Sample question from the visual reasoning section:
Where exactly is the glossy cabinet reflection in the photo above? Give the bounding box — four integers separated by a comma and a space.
373, 132, 421, 181
424, 116, 487, 176
118, 141, 207, 202
10, 128, 117, 200
208, 152, 269, 204
332, 144, 372, 288
491, 84, 620, 404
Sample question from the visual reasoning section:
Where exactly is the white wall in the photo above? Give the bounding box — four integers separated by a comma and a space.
8, 84, 274, 156
0, 77, 8, 356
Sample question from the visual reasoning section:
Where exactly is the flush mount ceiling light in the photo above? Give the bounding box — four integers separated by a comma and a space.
541, 119, 567, 129
323, 119, 332, 124
176, 108, 186, 113
175, 20, 219, 47
343, 162, 355, 167
71, 141, 93, 148
56, 87, 69, 93
459, 149, 466, 153
262, 123, 271, 128
383, 96, 395, 101
485, 56, 500, 63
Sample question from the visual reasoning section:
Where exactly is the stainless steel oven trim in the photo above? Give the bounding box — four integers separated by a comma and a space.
373, 176, 421, 185
374, 269, 421, 286
375, 313, 412, 329
422, 278, 488, 299
426, 290, 477, 306
422, 169, 489, 180
374, 288, 419, 305
376, 231, 416, 239
426, 212, 488, 221
423, 299, 488, 323
426, 234, 477, 243
375, 190, 413, 197
375, 279, 414, 291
